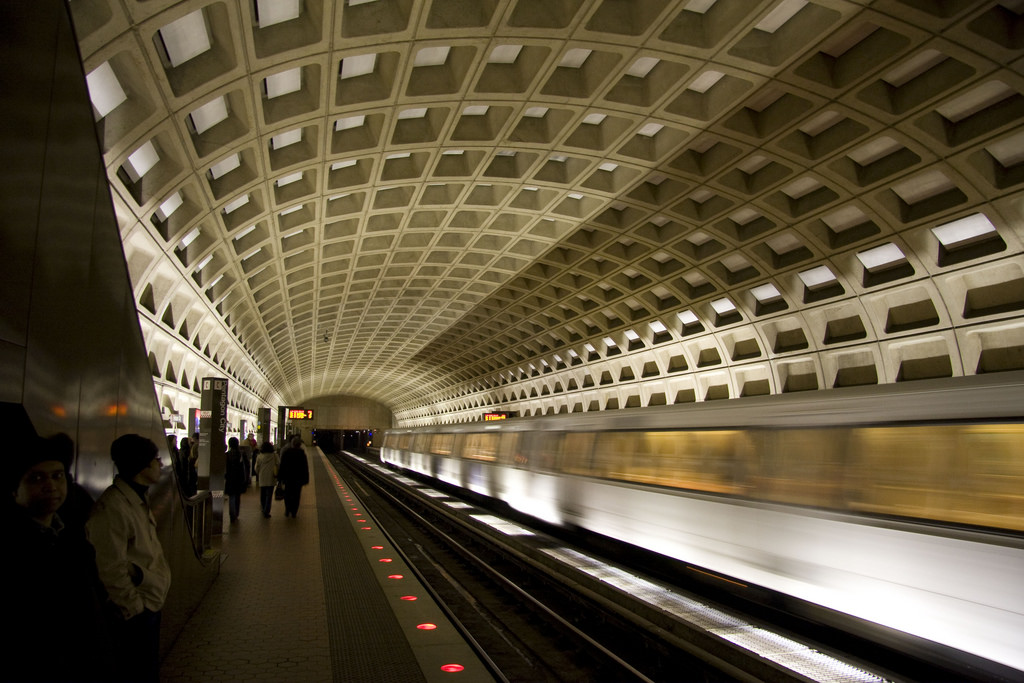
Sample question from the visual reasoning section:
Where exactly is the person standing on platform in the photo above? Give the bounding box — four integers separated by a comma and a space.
48, 432, 95, 538
87, 434, 171, 683
237, 436, 252, 487
245, 433, 258, 484
4, 435, 114, 682
187, 432, 200, 495
277, 435, 309, 518
254, 441, 278, 518
176, 436, 191, 495
225, 437, 246, 523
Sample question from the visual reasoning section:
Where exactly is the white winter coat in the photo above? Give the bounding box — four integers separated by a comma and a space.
255, 450, 279, 487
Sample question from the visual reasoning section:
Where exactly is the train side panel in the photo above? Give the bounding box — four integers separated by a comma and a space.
562, 478, 1024, 673
379, 375, 1024, 675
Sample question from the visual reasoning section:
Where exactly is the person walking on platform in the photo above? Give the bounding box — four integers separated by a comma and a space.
254, 441, 278, 518
277, 435, 309, 518
245, 432, 258, 483
4, 434, 115, 682
225, 437, 246, 523
238, 436, 253, 487
87, 434, 171, 683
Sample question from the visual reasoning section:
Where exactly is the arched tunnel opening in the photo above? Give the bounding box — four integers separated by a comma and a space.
312, 429, 374, 455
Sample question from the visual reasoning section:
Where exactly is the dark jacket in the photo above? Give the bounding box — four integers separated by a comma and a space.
224, 446, 246, 495
3, 504, 114, 682
277, 443, 309, 487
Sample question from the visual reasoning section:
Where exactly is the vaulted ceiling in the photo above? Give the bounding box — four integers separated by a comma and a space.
72, 0, 1024, 426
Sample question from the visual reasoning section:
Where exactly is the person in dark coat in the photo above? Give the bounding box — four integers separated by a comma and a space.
4, 435, 114, 682
48, 432, 95, 538
224, 437, 246, 523
186, 433, 199, 495
276, 435, 309, 518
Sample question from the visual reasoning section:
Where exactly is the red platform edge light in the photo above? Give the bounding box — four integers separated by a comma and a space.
440, 664, 465, 673
379, 558, 393, 563
387, 574, 403, 580
371, 545, 383, 550
416, 623, 437, 630
399, 595, 417, 601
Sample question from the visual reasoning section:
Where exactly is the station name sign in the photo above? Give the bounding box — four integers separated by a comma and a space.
288, 408, 314, 420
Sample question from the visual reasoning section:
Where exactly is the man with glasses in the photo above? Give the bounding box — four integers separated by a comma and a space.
87, 434, 172, 683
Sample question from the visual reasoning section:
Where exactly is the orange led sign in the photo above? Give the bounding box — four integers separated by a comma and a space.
288, 408, 314, 420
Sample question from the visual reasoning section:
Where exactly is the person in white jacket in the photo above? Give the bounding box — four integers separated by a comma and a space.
254, 441, 279, 518
87, 434, 171, 683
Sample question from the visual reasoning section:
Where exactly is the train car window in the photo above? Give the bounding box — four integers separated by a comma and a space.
497, 432, 521, 467
632, 433, 660, 484
515, 432, 536, 469
590, 432, 636, 480
957, 424, 1024, 531
519, 431, 564, 472
848, 423, 1024, 531
584, 430, 752, 493
462, 432, 499, 461
428, 432, 455, 456
754, 428, 846, 508
847, 425, 955, 522
561, 432, 596, 475
644, 430, 748, 494
411, 433, 429, 453
397, 433, 411, 450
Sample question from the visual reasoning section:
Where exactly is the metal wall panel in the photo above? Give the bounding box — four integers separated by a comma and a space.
0, 0, 217, 658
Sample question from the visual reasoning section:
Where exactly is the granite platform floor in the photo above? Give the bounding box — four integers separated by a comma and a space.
159, 456, 332, 683
157, 448, 446, 683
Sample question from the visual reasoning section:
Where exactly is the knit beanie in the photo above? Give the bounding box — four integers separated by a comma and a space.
6, 435, 70, 493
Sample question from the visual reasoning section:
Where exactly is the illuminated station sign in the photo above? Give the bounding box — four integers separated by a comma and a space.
483, 412, 513, 421
288, 408, 314, 420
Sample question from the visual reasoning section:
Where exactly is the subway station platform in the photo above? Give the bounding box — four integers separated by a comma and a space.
159, 449, 494, 683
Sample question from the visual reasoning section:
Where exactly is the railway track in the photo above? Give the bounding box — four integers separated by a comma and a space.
329, 452, 701, 682
326, 450, 912, 683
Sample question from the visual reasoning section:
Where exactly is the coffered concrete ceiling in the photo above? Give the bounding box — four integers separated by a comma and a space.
70, 0, 1024, 426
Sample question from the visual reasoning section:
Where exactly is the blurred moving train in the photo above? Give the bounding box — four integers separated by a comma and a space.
381, 372, 1024, 677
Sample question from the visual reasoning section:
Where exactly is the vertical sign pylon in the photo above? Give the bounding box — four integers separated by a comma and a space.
258, 406, 271, 446
201, 377, 228, 537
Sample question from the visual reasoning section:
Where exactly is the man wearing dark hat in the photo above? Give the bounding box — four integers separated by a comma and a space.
86, 434, 171, 683
5, 435, 114, 682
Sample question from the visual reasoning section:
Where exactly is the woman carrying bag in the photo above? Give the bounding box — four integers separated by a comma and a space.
254, 442, 279, 518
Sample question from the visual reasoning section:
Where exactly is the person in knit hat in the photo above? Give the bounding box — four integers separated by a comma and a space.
5, 433, 115, 682
86, 434, 171, 683
6, 435, 71, 521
